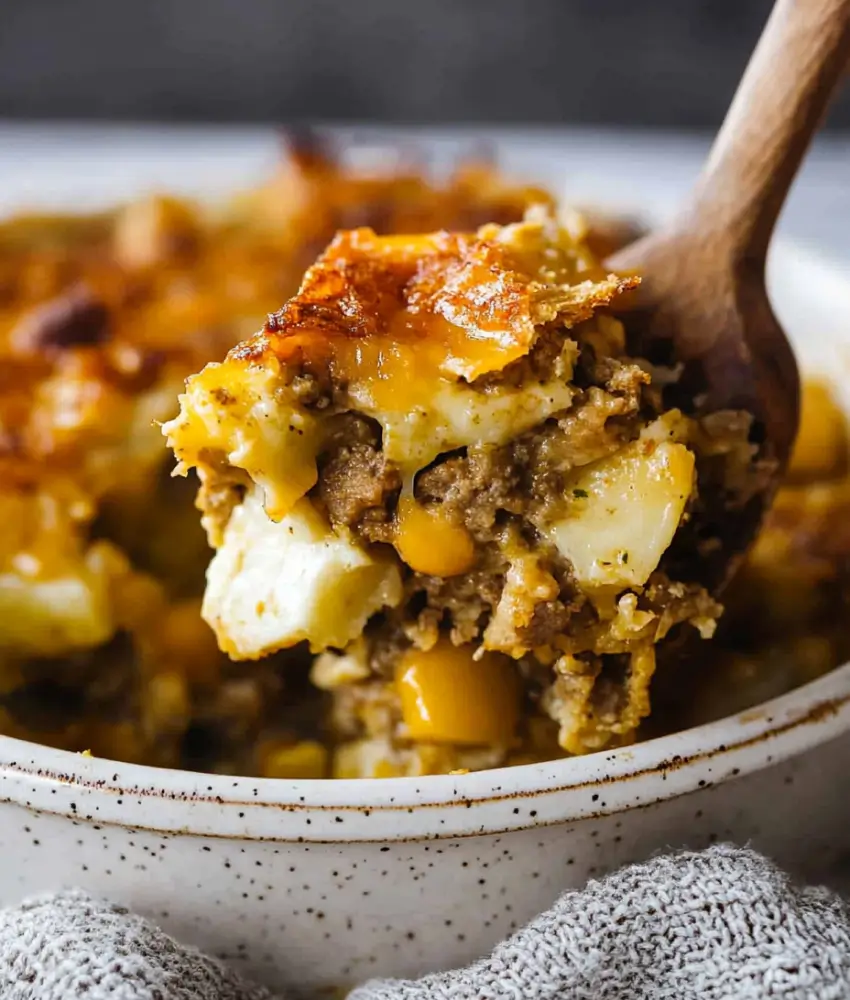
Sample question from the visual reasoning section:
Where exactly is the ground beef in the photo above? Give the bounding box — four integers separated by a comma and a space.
514, 385, 642, 519
521, 600, 577, 648
196, 468, 247, 547
362, 619, 413, 679
415, 446, 524, 539
416, 378, 646, 536
365, 540, 591, 660
314, 413, 401, 532
310, 315, 652, 549
471, 326, 576, 391
306, 334, 712, 689
319, 441, 400, 527
288, 372, 330, 409
413, 559, 508, 645
316, 370, 646, 547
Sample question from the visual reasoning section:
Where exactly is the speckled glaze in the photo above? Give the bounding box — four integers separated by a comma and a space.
1, 197, 850, 996
0, 667, 849, 994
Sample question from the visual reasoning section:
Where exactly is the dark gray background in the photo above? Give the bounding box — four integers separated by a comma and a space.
3, 0, 849, 129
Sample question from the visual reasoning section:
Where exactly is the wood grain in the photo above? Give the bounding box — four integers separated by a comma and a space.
610, 0, 850, 589
690, 0, 850, 262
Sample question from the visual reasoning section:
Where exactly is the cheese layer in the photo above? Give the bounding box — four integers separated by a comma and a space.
202, 488, 403, 658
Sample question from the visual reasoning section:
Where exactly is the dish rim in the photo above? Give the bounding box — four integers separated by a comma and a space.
0, 659, 847, 842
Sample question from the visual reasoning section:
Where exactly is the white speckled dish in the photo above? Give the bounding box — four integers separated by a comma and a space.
1, 130, 850, 997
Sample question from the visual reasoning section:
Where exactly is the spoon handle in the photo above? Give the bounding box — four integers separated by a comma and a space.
686, 0, 850, 263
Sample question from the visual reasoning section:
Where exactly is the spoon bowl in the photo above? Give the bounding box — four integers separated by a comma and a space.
608, 0, 850, 588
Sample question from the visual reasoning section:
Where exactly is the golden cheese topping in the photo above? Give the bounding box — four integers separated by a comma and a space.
242, 219, 633, 394
165, 211, 639, 528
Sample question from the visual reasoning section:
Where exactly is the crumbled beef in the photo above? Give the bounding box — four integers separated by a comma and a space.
308, 359, 647, 555
319, 441, 401, 528
361, 619, 412, 679
521, 600, 575, 648
301, 328, 717, 721
413, 562, 507, 646
196, 466, 248, 547
315, 413, 401, 531
415, 446, 523, 539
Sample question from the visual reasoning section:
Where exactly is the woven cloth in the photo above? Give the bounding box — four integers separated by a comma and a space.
1, 845, 848, 1000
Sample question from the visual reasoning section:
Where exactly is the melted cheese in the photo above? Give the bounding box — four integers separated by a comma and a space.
164, 215, 637, 524
202, 489, 403, 658
164, 359, 321, 523
352, 362, 575, 473
545, 416, 695, 590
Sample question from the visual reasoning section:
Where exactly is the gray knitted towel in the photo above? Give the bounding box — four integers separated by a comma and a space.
0, 845, 848, 1000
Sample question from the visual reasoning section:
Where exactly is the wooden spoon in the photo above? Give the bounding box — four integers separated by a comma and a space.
608, 0, 850, 590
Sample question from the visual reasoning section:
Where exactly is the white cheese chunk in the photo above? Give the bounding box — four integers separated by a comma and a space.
545, 428, 695, 590
164, 361, 322, 523
202, 489, 403, 659
351, 374, 575, 473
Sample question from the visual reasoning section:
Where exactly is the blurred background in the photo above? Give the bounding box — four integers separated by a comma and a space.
3, 0, 850, 129
1, 0, 849, 258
